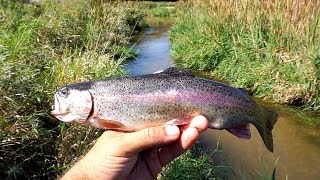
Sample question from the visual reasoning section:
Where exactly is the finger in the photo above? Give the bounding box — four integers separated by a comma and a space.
142, 148, 163, 178
150, 115, 208, 166
158, 127, 200, 167
180, 115, 209, 132
115, 125, 180, 156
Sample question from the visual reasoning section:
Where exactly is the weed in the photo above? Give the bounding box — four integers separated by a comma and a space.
240, 157, 280, 180
159, 142, 230, 179
170, 0, 320, 112
151, 6, 177, 17
0, 0, 145, 178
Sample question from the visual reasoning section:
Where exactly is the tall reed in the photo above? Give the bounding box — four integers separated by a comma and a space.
0, 0, 145, 178
171, 0, 320, 111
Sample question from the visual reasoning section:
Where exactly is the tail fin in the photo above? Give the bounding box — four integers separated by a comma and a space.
254, 106, 278, 152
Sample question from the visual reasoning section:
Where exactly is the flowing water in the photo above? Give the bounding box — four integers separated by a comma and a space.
124, 18, 320, 180
124, 20, 173, 75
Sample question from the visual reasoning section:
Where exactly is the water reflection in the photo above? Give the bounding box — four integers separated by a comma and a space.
124, 18, 173, 75
124, 18, 320, 180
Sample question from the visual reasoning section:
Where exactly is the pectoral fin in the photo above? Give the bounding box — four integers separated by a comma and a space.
226, 124, 251, 139
164, 118, 192, 126
91, 118, 125, 130
99, 120, 124, 129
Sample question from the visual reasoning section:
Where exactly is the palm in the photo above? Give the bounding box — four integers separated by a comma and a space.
104, 127, 202, 180
62, 116, 208, 180
129, 147, 175, 179
97, 133, 175, 180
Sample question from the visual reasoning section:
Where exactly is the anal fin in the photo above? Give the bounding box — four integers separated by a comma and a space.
226, 124, 251, 139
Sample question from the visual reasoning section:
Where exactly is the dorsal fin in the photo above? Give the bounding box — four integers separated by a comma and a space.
238, 88, 249, 94
159, 67, 195, 77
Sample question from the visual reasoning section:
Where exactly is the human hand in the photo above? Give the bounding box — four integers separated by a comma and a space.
62, 115, 208, 180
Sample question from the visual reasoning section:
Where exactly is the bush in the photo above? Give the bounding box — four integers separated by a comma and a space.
0, 0, 145, 178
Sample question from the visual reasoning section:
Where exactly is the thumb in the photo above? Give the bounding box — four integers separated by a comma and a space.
119, 126, 180, 156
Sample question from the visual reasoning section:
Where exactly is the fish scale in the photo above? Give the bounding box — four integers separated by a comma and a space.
51, 67, 277, 152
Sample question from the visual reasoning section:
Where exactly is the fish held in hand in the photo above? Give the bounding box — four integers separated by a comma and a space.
51, 67, 278, 152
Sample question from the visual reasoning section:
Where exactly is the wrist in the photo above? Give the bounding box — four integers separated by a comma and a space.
61, 158, 91, 180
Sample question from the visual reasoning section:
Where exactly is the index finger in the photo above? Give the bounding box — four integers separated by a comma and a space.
180, 115, 209, 132
158, 115, 209, 166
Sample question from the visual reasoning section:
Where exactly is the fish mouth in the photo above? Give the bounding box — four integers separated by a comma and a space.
50, 108, 76, 123
50, 108, 73, 122
50, 110, 69, 116
51, 95, 63, 115
50, 95, 72, 122
51, 90, 94, 124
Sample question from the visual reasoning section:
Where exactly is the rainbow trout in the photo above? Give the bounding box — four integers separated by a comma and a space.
51, 67, 277, 152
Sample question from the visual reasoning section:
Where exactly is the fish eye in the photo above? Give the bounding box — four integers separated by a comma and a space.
59, 88, 69, 97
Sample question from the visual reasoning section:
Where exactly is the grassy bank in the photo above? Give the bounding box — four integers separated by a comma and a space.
170, 0, 320, 112
136, 1, 177, 18
0, 0, 224, 179
160, 142, 229, 179
0, 0, 145, 178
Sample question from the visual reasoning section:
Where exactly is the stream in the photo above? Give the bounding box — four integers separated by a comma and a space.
124, 18, 320, 180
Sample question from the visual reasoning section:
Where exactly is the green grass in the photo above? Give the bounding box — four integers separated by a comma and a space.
150, 5, 177, 17
170, 0, 320, 112
240, 157, 280, 180
135, 1, 177, 18
0, 0, 295, 179
159, 142, 230, 179
0, 1, 226, 179
0, 0, 145, 178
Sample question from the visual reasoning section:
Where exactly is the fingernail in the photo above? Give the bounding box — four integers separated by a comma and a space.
165, 126, 179, 137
